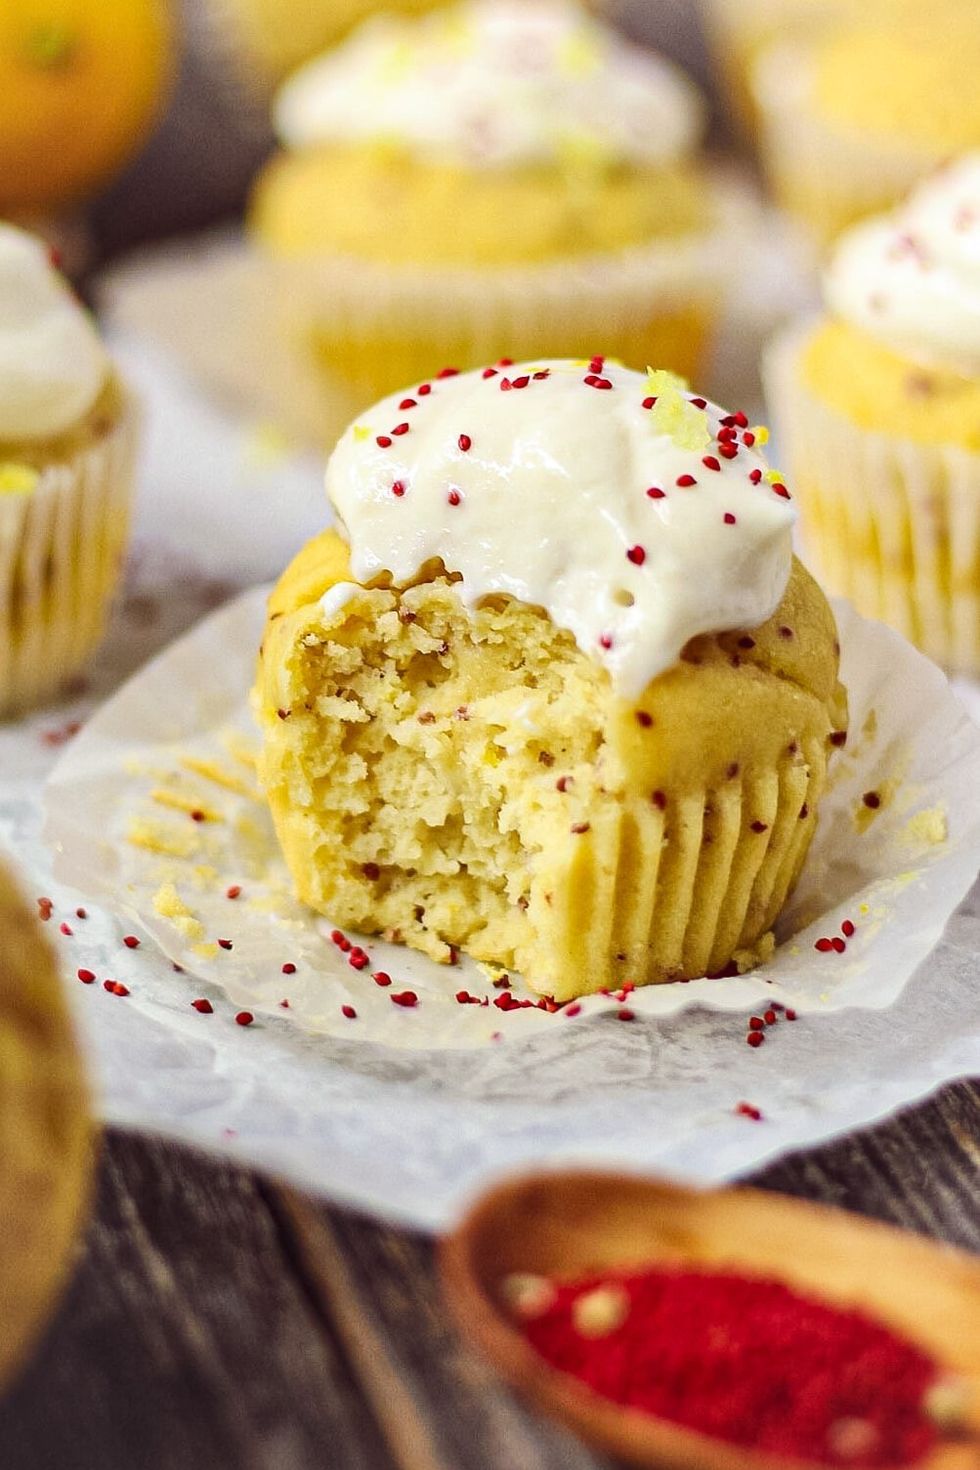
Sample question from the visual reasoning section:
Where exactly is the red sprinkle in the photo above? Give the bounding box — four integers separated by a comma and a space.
746, 1031, 764, 1047
418, 383, 432, 396
399, 397, 416, 410
391, 991, 419, 1008
226, 886, 242, 901
831, 937, 847, 953
235, 1011, 254, 1026
815, 938, 834, 952
702, 455, 721, 472
282, 962, 296, 974
584, 375, 613, 390
635, 711, 653, 728
376, 436, 392, 448
76, 908, 87, 919
448, 488, 462, 506
735, 1102, 763, 1120
642, 396, 656, 409
646, 486, 665, 499
372, 971, 392, 987
342, 1004, 357, 1020
676, 474, 697, 488
482, 367, 498, 379
77, 968, 96, 984
785, 1008, 798, 1021
123, 935, 140, 949
718, 443, 739, 460
772, 483, 792, 500
458, 433, 472, 452
565, 1003, 582, 1018
724, 512, 737, 525
749, 468, 763, 485
690, 397, 707, 409
217, 938, 233, 951
392, 479, 406, 497
842, 919, 855, 938
599, 633, 614, 650
192, 998, 214, 1014
37, 897, 53, 921
742, 431, 756, 447
190, 809, 206, 822
618, 1008, 635, 1022
626, 545, 646, 565
438, 367, 460, 378
392, 422, 410, 437
60, 921, 73, 936
764, 1009, 777, 1026
748, 1015, 765, 1031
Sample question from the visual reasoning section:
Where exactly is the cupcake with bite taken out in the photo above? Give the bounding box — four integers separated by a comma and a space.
766, 154, 980, 675
0, 224, 138, 717
249, 0, 738, 428
256, 357, 847, 1001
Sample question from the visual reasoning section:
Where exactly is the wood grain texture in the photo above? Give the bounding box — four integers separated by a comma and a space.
0, 1080, 977, 1470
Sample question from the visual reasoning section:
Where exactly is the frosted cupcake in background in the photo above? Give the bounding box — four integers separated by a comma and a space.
0, 225, 138, 716
752, 1, 980, 247
765, 156, 980, 675
249, 0, 738, 423
699, 0, 854, 145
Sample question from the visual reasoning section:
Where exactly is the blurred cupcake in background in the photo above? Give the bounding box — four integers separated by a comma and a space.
699, 0, 853, 144
0, 225, 139, 716
249, 0, 738, 422
752, 1, 980, 247
765, 155, 980, 674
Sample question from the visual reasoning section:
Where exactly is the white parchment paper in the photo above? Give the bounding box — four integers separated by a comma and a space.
1, 333, 978, 1232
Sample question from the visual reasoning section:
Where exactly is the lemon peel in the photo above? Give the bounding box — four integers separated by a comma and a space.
645, 367, 710, 451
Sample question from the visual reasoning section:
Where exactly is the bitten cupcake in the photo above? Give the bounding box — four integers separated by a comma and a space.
256, 359, 846, 1001
766, 156, 980, 675
249, 0, 734, 426
752, 1, 980, 246
0, 224, 138, 717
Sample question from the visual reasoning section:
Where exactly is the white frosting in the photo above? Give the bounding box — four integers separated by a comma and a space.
0, 223, 108, 441
825, 154, 980, 377
326, 360, 796, 698
274, 0, 704, 170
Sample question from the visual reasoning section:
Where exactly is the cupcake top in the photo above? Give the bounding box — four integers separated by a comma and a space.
0, 224, 108, 443
824, 155, 980, 378
326, 359, 796, 697
274, 0, 704, 170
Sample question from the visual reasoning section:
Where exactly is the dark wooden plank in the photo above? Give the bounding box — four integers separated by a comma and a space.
2, 1079, 977, 1470
0, 1132, 394, 1470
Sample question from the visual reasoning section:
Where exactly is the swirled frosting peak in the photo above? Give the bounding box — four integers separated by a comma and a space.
274, 0, 704, 170
326, 360, 796, 697
825, 154, 980, 377
0, 223, 108, 442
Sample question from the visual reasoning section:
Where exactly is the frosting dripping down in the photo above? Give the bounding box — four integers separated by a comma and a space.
326, 359, 796, 697
825, 154, 980, 378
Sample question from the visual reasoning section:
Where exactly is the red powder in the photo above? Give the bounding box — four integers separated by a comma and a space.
519, 1266, 937, 1466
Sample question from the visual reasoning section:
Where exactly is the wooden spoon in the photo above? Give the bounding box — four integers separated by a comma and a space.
440, 1171, 980, 1470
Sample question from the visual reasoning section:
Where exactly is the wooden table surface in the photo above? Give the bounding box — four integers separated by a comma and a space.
2, 1080, 978, 1470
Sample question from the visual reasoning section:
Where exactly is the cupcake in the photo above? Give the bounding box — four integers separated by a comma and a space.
0, 861, 92, 1386
753, 1, 980, 246
699, 0, 853, 144
255, 358, 846, 1001
249, 0, 734, 429
766, 157, 980, 675
0, 224, 138, 717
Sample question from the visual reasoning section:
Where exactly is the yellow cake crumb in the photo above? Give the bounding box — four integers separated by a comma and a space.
904, 807, 948, 846
150, 788, 224, 823
180, 755, 261, 800
127, 818, 202, 860
152, 882, 205, 941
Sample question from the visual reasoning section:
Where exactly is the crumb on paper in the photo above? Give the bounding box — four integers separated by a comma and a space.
128, 817, 202, 859
152, 882, 205, 941
903, 806, 948, 847
221, 731, 260, 771
862, 708, 878, 740
180, 754, 261, 801
151, 787, 224, 823
854, 778, 898, 833
192, 941, 219, 959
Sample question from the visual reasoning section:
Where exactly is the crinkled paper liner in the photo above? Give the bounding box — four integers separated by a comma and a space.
262, 182, 751, 420
766, 324, 980, 676
33, 579, 980, 1226
752, 41, 941, 246
0, 397, 139, 718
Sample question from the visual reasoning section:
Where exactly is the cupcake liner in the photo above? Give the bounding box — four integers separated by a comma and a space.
765, 325, 980, 676
0, 395, 139, 718
752, 41, 940, 246
539, 739, 826, 999
265, 184, 748, 422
